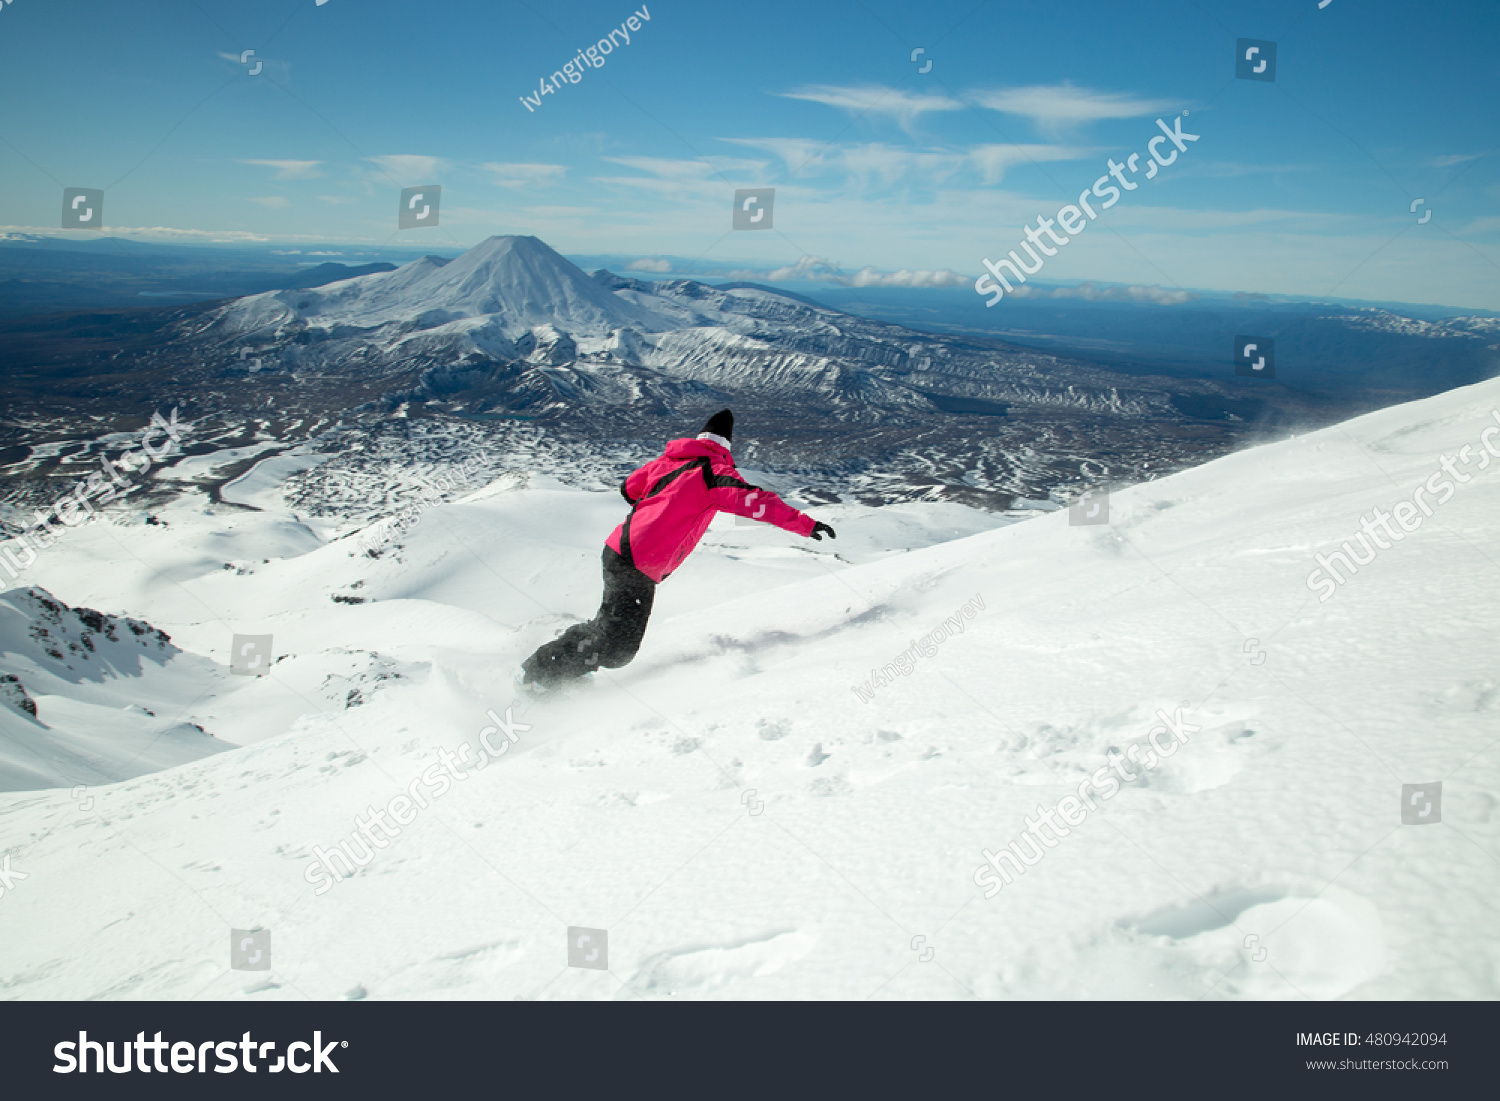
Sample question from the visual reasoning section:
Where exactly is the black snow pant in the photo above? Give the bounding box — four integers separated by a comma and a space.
523, 546, 657, 685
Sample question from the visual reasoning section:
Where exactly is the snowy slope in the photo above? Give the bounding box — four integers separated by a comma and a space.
0, 589, 232, 791
1, 380, 1497, 1000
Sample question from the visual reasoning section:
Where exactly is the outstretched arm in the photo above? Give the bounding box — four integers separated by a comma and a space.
711, 480, 817, 538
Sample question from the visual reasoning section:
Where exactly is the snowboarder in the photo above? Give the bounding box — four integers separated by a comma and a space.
520, 409, 836, 689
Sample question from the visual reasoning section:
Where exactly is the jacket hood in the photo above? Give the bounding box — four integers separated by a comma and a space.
663, 437, 730, 461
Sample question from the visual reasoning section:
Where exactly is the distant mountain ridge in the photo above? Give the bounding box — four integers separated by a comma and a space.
0, 242, 397, 319
262, 261, 396, 292
0, 234, 1468, 519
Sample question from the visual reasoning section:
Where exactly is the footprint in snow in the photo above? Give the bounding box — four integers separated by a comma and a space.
1118, 883, 1387, 1000
620, 930, 816, 998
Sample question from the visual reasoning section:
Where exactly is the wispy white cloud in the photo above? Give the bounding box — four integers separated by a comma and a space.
591, 175, 710, 200
1430, 151, 1488, 169
38, 225, 325, 242
0, 224, 367, 244
239, 159, 323, 180
717, 138, 829, 175
777, 84, 964, 130
366, 155, 446, 183
593, 157, 740, 203
481, 162, 568, 187
773, 81, 1181, 138
839, 143, 969, 186
591, 155, 771, 209
762, 255, 968, 288
724, 138, 1092, 187
248, 196, 290, 209
600, 154, 768, 183
843, 266, 969, 288
603, 155, 719, 178
967, 143, 1096, 184
969, 84, 1181, 135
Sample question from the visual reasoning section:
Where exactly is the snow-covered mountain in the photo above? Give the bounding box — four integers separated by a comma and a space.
217, 235, 673, 346
1335, 307, 1500, 341
1, 375, 1495, 999
211, 235, 1176, 420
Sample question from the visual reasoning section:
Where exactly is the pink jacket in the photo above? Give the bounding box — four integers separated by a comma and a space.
605, 437, 816, 582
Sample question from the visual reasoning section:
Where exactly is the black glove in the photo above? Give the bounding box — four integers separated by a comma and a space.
810, 521, 837, 541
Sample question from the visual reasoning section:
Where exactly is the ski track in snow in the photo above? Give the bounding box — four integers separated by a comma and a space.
1, 380, 1498, 999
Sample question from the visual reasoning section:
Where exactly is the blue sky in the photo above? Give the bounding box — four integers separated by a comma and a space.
1, 0, 1497, 308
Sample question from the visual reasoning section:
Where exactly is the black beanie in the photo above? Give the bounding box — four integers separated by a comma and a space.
700, 408, 734, 442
